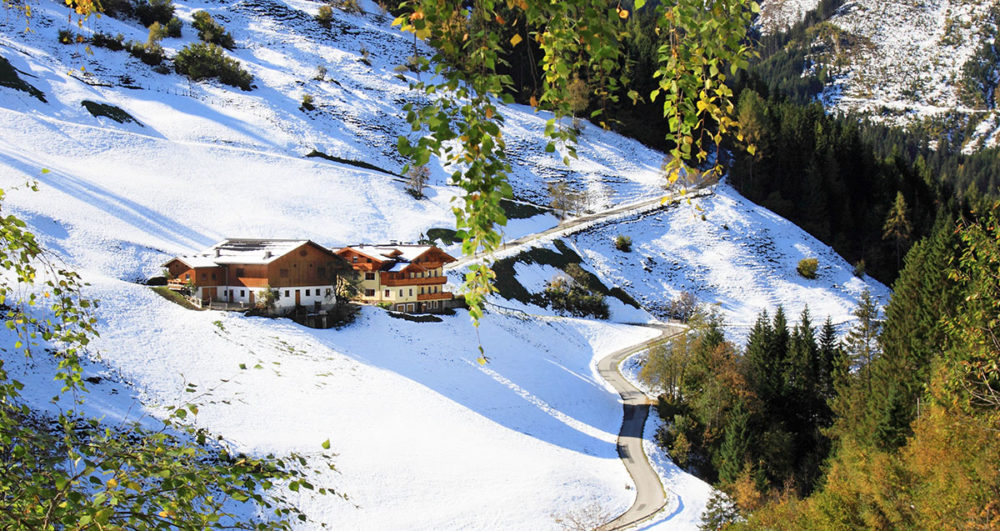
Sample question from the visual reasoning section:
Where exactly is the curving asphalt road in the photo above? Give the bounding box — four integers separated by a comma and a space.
598, 324, 685, 530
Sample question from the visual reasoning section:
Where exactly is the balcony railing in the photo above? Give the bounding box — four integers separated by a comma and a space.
417, 292, 453, 301
167, 278, 187, 290
381, 276, 447, 287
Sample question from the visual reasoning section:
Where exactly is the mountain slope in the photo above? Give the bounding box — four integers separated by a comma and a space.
1, 0, 889, 528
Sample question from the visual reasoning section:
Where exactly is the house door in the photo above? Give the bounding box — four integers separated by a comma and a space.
249, 291, 255, 306
228, 289, 233, 303
295, 289, 301, 305
203, 287, 216, 303
407, 303, 415, 312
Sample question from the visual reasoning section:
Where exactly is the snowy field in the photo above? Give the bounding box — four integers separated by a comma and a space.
1, 0, 891, 527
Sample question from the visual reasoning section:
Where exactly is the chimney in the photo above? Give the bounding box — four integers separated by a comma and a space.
214, 248, 221, 257
264, 250, 272, 259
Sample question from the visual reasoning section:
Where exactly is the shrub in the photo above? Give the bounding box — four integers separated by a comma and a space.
101, 0, 135, 19
174, 42, 253, 90
300, 93, 315, 111
166, 16, 183, 38
614, 234, 632, 252
147, 21, 168, 44
543, 276, 609, 319
92, 32, 125, 51
135, 0, 175, 28
125, 41, 165, 66
358, 46, 371, 66
332, 0, 363, 14
405, 165, 430, 199
314, 65, 327, 81
666, 291, 698, 321
58, 29, 78, 45
853, 259, 866, 278
192, 10, 235, 49
797, 257, 819, 279
316, 5, 333, 27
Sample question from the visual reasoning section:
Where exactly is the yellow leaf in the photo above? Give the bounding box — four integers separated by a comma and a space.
617, 6, 629, 19
510, 34, 522, 47
529, 95, 538, 108
391, 15, 406, 26
415, 28, 430, 40
477, 356, 487, 366
747, 145, 757, 156
107, 478, 118, 488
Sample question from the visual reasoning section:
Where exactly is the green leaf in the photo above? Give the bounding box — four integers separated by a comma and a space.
321, 439, 330, 450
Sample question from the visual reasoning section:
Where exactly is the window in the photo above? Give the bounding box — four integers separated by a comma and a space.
384, 290, 390, 297
365, 272, 375, 280
306, 289, 311, 296
366, 258, 372, 263
280, 269, 289, 278
399, 290, 403, 296
352, 256, 358, 263
185, 274, 190, 281
200, 273, 206, 280
300, 249, 308, 257
211, 272, 216, 280
236, 268, 245, 277
365, 289, 375, 297
285, 290, 290, 297
240, 290, 245, 297
420, 287, 425, 295
409, 288, 413, 296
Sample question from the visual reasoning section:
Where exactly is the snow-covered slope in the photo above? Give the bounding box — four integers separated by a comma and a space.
0, 0, 888, 528
819, 0, 992, 118
756, 0, 821, 34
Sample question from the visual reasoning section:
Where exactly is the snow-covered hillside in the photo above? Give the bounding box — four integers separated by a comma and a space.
1, 0, 889, 528
756, 0, 821, 34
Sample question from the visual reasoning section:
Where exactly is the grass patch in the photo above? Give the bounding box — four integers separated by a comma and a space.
0, 55, 46, 102
81, 100, 143, 126
500, 198, 550, 220
151, 286, 202, 310
492, 239, 640, 310
306, 149, 401, 177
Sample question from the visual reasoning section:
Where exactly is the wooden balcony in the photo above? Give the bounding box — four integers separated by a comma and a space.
167, 278, 187, 290
381, 276, 447, 287
417, 292, 453, 301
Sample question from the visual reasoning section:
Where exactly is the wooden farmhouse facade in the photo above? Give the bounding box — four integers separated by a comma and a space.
163, 239, 458, 314
163, 239, 349, 312
335, 244, 457, 313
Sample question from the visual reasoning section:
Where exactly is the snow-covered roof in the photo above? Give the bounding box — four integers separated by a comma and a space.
348, 244, 437, 263
164, 239, 319, 268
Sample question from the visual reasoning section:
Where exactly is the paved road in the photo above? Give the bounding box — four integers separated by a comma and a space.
445, 190, 713, 271
598, 324, 685, 530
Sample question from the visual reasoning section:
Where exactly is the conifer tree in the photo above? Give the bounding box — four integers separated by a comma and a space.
883, 191, 913, 269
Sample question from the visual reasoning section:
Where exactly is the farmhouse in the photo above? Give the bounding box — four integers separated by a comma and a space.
163, 239, 350, 312
336, 244, 457, 313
